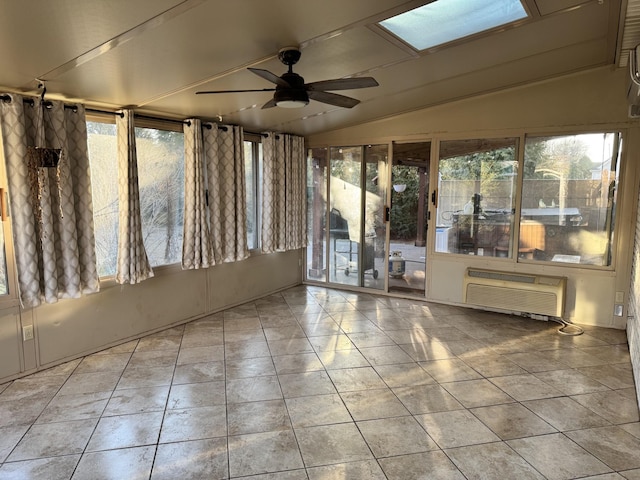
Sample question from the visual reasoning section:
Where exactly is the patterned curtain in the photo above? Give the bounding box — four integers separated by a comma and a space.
205, 124, 249, 264
182, 122, 249, 267
261, 132, 306, 253
115, 109, 153, 284
0, 94, 99, 307
182, 119, 213, 268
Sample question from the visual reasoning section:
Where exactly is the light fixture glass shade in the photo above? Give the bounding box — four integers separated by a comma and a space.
393, 184, 407, 193
275, 89, 309, 108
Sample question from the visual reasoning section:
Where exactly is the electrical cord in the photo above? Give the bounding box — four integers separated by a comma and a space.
549, 317, 584, 336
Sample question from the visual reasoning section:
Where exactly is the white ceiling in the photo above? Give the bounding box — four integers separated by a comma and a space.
0, 0, 627, 136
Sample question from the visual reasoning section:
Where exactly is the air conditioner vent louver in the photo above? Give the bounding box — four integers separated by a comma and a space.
463, 268, 566, 318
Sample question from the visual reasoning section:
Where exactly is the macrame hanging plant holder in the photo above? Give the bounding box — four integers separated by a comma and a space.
26, 100, 65, 253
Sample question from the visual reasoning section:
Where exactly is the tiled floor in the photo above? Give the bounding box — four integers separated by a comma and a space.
0, 285, 639, 480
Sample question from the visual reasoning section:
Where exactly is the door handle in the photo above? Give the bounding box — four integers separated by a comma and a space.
385, 205, 390, 222
431, 189, 438, 208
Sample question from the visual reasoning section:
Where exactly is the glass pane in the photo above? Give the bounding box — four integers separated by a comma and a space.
522, 133, 620, 266
389, 142, 430, 295
87, 121, 118, 277
0, 220, 8, 295
436, 138, 518, 257
306, 148, 328, 282
328, 147, 362, 286
363, 145, 387, 290
136, 127, 185, 267
244, 141, 256, 250
379, 0, 527, 51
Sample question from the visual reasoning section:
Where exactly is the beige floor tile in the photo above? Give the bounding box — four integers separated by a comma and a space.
414, 410, 500, 449
571, 390, 640, 424
374, 363, 435, 387
359, 345, 414, 365
471, 403, 557, 440
286, 393, 352, 428
160, 405, 227, 442
116, 365, 174, 390
358, 415, 438, 457
103, 386, 170, 416
489, 373, 564, 401
317, 348, 370, 370
327, 366, 386, 392
295, 423, 372, 468
0, 425, 30, 462
307, 459, 386, 479
533, 369, 611, 395
128, 350, 178, 368
173, 361, 225, 384
508, 432, 612, 479
272, 352, 324, 374
227, 399, 290, 435
152, 438, 228, 480
0, 455, 80, 480
75, 448, 154, 480
442, 379, 514, 408
379, 450, 466, 480
225, 356, 276, 379
577, 364, 637, 389
228, 430, 303, 477
0, 376, 66, 402
86, 411, 163, 452
566, 426, 640, 471
460, 353, 527, 377
522, 397, 611, 431
278, 370, 337, 398
74, 353, 132, 374
176, 345, 225, 365
340, 387, 409, 421
418, 358, 482, 383
226, 376, 281, 404
445, 441, 546, 479
8, 418, 98, 461
168, 381, 226, 409
36, 391, 110, 424
393, 384, 463, 414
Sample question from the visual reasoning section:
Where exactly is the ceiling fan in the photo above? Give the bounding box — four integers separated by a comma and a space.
196, 47, 379, 109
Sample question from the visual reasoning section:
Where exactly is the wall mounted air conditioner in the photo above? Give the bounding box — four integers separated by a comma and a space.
628, 44, 640, 118
463, 268, 566, 318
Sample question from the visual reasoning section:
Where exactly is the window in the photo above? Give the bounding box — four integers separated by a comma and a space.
378, 0, 527, 51
521, 132, 621, 266
244, 137, 262, 250
87, 120, 118, 277
135, 126, 184, 267
436, 138, 518, 257
87, 119, 185, 276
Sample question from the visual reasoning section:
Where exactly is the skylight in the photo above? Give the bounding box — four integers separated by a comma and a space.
379, 0, 528, 51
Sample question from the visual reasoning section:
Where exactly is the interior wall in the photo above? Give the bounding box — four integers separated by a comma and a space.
308, 65, 638, 328
0, 249, 302, 383
628, 176, 640, 409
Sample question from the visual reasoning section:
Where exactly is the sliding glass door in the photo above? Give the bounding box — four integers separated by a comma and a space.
306, 145, 387, 290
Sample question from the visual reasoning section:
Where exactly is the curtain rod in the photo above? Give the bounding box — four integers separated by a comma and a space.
1, 94, 276, 137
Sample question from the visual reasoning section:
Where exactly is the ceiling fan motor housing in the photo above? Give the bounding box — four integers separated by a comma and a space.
274, 75, 309, 107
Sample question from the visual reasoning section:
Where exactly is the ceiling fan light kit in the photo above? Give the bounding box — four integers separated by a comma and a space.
196, 46, 378, 109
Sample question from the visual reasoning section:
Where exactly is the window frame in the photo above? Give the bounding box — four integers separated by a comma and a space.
518, 130, 623, 269
244, 133, 263, 253
133, 119, 185, 270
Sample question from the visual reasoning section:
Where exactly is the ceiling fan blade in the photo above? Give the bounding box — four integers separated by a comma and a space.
248, 68, 291, 87
306, 77, 378, 91
308, 90, 360, 108
196, 88, 276, 94
261, 98, 277, 109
